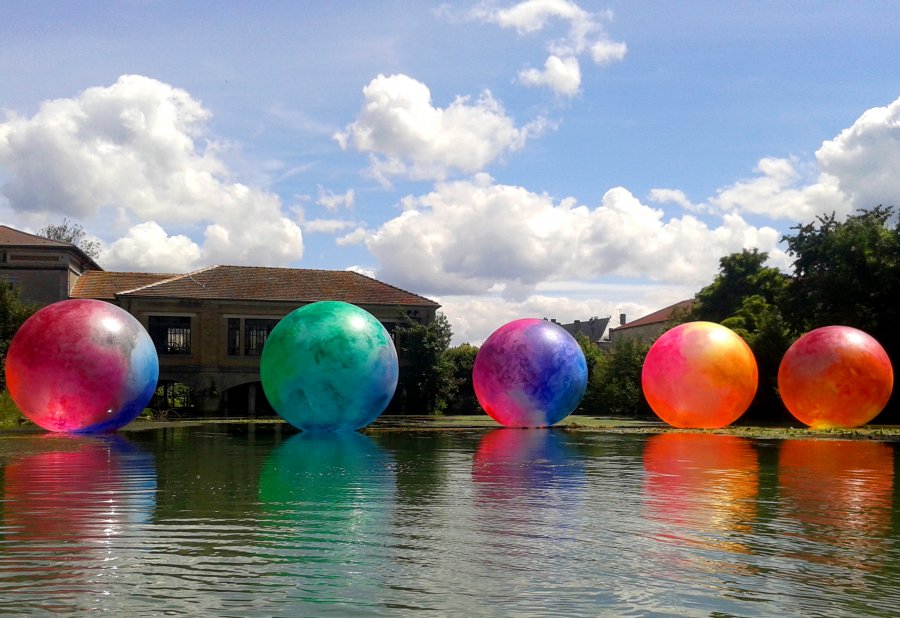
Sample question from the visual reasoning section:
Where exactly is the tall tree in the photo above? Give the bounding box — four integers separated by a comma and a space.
391, 312, 454, 414
781, 206, 899, 420
0, 283, 37, 391
38, 218, 101, 260
689, 249, 793, 421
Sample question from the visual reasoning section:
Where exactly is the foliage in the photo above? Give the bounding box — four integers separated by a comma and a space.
690, 249, 788, 323
577, 335, 653, 417
0, 388, 26, 427
781, 206, 899, 350
0, 283, 38, 392
441, 343, 482, 415
39, 217, 101, 260
391, 312, 454, 414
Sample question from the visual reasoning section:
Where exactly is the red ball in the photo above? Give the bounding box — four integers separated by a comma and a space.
778, 326, 893, 428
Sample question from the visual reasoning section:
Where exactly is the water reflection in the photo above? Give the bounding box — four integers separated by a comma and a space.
778, 439, 894, 572
257, 432, 396, 604
0, 434, 156, 607
642, 433, 759, 558
471, 429, 585, 567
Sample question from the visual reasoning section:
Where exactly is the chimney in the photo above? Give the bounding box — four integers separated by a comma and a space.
619, 313, 627, 326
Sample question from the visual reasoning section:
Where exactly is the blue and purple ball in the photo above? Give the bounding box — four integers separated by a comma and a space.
472, 318, 587, 427
260, 301, 398, 432
5, 299, 159, 433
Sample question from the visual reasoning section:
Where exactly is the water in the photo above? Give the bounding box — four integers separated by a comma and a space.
1, 423, 898, 616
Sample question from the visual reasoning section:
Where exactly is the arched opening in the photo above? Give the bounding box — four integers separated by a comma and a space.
221, 382, 277, 418
150, 381, 196, 419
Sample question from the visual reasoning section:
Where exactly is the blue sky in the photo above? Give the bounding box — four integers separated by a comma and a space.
1, 1, 898, 343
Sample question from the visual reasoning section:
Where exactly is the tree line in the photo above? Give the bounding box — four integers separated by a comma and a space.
400, 206, 899, 423
2, 208, 897, 423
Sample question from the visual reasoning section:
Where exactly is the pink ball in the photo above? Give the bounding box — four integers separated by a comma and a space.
642, 321, 758, 428
5, 299, 159, 433
473, 318, 587, 427
778, 326, 893, 428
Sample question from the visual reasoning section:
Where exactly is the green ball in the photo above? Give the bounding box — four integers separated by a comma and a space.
260, 301, 399, 432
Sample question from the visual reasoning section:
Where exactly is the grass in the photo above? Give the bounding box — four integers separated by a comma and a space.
0, 389, 26, 428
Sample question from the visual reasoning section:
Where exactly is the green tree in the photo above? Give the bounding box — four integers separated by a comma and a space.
690, 249, 787, 323
441, 343, 481, 415
781, 206, 899, 419
688, 249, 793, 421
39, 218, 101, 260
577, 334, 653, 417
391, 312, 453, 414
0, 283, 38, 391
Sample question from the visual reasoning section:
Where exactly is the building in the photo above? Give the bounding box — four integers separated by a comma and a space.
607, 299, 693, 344
547, 316, 611, 344
0, 225, 101, 305
1, 225, 440, 415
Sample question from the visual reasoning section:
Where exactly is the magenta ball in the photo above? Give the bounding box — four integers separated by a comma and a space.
473, 318, 587, 427
5, 299, 159, 433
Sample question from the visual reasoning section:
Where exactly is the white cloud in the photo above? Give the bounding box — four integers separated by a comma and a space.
368, 175, 784, 299
316, 186, 355, 210
336, 226, 370, 246
469, 0, 626, 96
102, 221, 202, 272
709, 96, 900, 221
518, 55, 581, 97
816, 96, 900, 211
304, 218, 358, 234
335, 74, 542, 183
0, 74, 302, 270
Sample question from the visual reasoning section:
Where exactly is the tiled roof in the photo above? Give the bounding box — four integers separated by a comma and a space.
116, 265, 440, 307
611, 299, 693, 331
0, 225, 102, 270
70, 271, 175, 300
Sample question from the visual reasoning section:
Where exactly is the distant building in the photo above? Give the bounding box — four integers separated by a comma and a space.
1, 225, 439, 415
608, 299, 693, 344
547, 316, 611, 344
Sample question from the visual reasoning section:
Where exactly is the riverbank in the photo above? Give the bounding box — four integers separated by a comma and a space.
3, 414, 900, 440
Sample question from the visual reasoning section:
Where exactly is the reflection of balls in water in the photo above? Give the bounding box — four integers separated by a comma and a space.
260, 301, 398, 432
778, 326, 893, 428
641, 322, 757, 428
5, 299, 159, 433
472, 318, 587, 427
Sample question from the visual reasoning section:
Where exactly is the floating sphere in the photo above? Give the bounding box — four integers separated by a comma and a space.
641, 321, 758, 428
260, 301, 398, 432
472, 318, 587, 427
778, 326, 893, 428
5, 299, 159, 433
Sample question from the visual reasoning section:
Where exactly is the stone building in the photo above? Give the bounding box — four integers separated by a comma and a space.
607, 299, 693, 344
0, 225, 439, 415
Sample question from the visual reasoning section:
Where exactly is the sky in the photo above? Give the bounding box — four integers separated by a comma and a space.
1, 1, 898, 344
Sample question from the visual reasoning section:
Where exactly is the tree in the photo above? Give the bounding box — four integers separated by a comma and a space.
686, 249, 794, 421
391, 312, 454, 414
576, 335, 653, 417
781, 206, 899, 420
690, 249, 787, 323
0, 283, 38, 391
441, 343, 481, 415
39, 218, 101, 260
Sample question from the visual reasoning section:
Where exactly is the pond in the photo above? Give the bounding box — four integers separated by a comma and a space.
1, 422, 898, 616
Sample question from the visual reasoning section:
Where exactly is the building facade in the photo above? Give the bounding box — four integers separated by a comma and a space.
1, 226, 440, 415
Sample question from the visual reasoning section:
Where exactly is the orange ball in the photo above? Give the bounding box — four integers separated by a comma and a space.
778, 326, 893, 428
641, 321, 758, 428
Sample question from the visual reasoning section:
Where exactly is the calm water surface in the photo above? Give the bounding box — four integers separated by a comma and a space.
1, 423, 898, 616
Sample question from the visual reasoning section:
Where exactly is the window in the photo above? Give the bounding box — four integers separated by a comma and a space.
149, 316, 192, 355
226, 317, 280, 357
227, 318, 240, 356
244, 318, 278, 356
